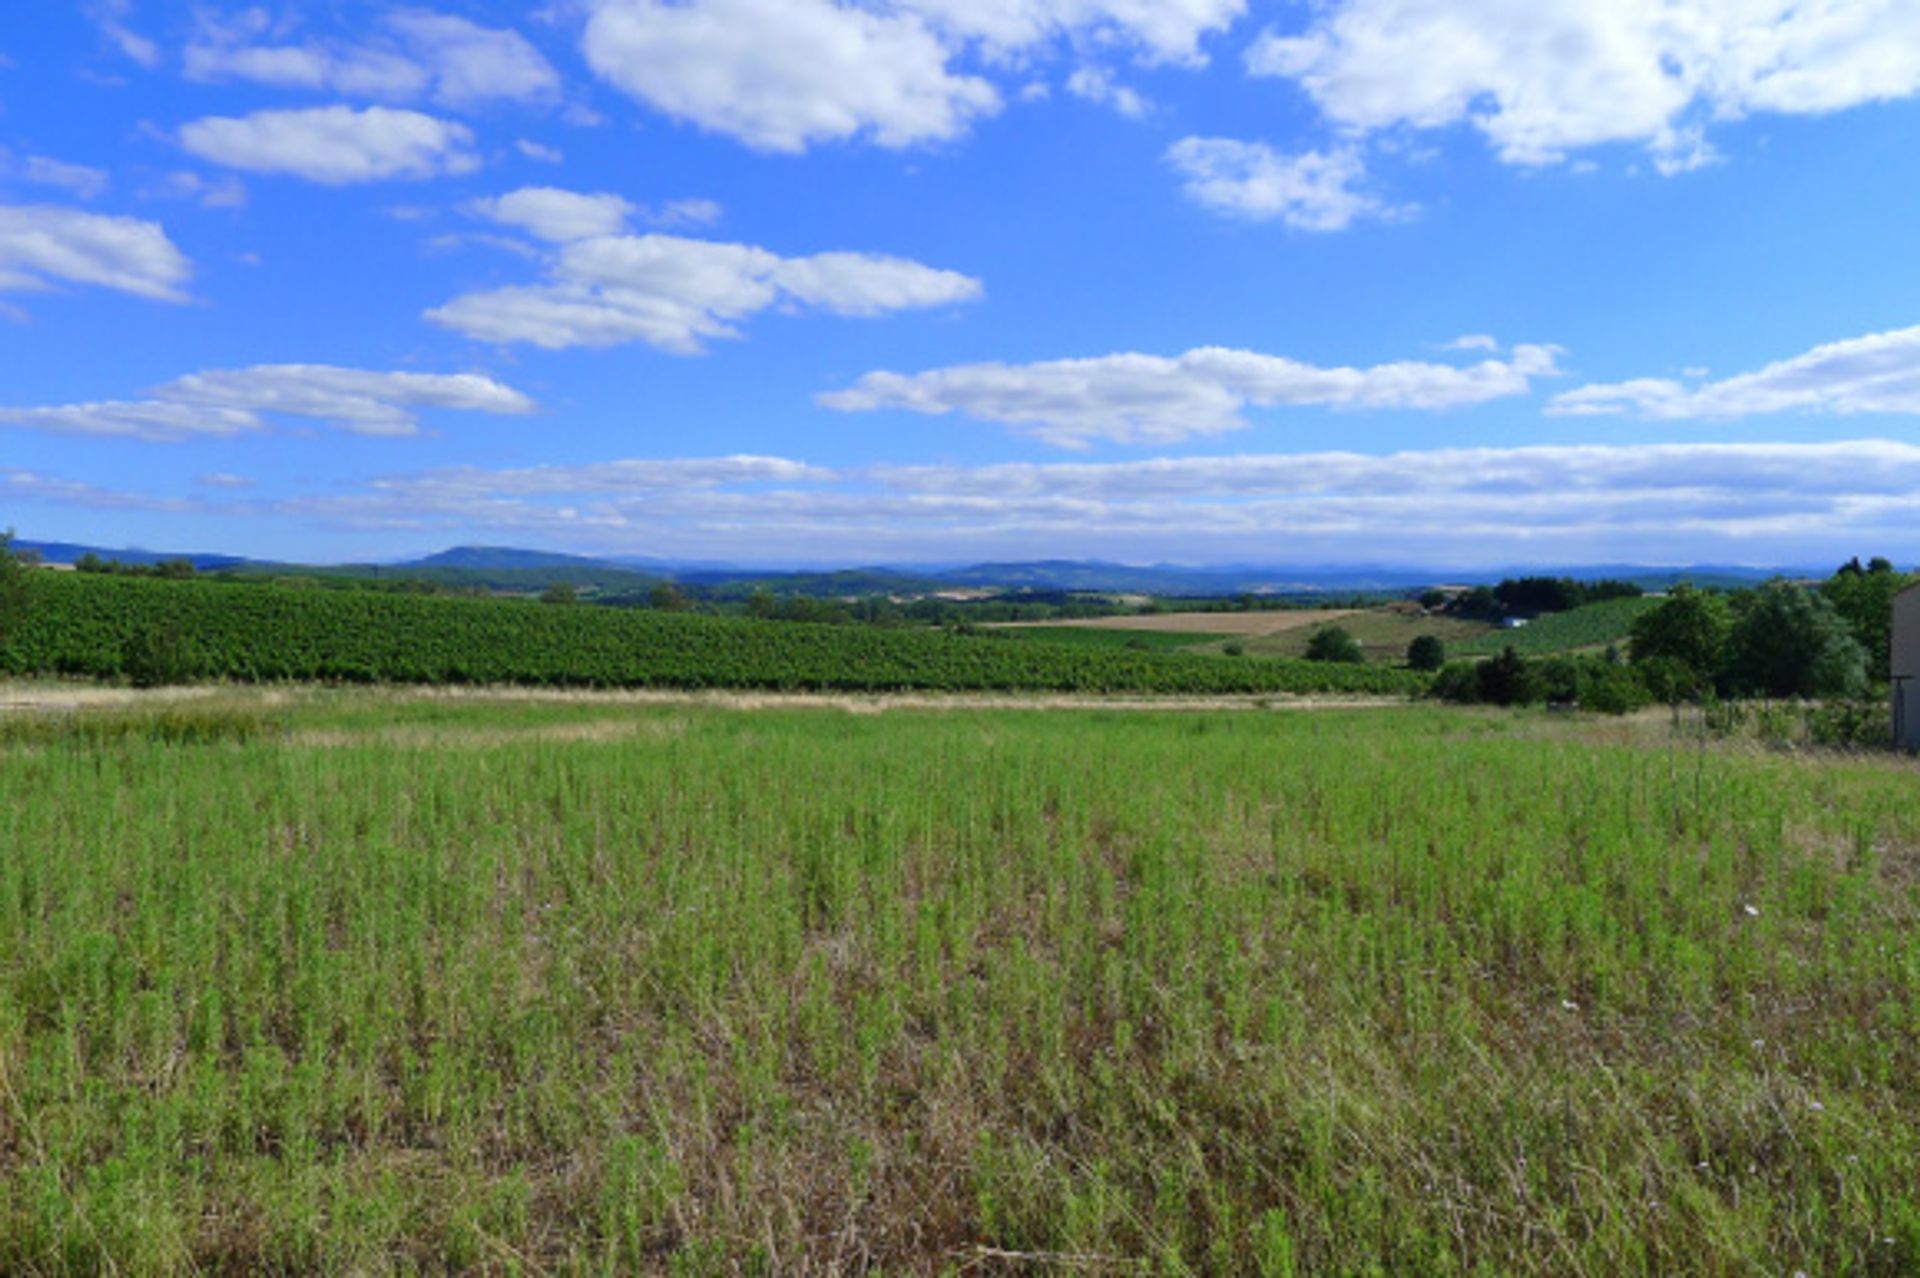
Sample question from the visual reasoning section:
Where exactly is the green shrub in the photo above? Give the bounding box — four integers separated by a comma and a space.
1305, 626, 1365, 664
1406, 635, 1446, 671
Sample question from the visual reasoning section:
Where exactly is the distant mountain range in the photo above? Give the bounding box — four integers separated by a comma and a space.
15, 539, 1810, 597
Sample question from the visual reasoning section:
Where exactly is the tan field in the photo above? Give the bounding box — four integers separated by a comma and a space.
994, 608, 1359, 636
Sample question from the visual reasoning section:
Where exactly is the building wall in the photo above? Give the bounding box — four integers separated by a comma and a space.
1894, 587, 1920, 751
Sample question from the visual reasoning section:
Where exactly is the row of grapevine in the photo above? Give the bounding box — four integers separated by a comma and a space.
1, 573, 1431, 697
1453, 597, 1660, 657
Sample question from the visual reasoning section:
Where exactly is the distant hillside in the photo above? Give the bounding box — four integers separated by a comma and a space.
11, 535, 1819, 598
15, 541, 256, 572
403, 546, 628, 572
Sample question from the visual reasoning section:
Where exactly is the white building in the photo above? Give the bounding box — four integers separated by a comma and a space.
1895, 584, 1920, 751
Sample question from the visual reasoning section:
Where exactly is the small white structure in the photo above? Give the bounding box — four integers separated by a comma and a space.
1894, 585, 1920, 751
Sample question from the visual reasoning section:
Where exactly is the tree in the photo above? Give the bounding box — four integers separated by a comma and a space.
540, 583, 578, 605
1628, 584, 1730, 689
745, 589, 778, 620
648, 582, 689, 612
1820, 559, 1915, 673
0, 529, 36, 650
1406, 635, 1447, 671
154, 558, 197, 580
1477, 647, 1539, 706
1724, 581, 1868, 699
1305, 625, 1365, 664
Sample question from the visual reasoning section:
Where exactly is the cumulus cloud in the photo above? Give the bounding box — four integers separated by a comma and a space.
469, 187, 636, 242
1165, 137, 1391, 229
0, 152, 111, 200
1066, 66, 1148, 118
260, 438, 1920, 565
1552, 324, 1920, 420
85, 0, 159, 68
179, 106, 480, 184
579, 0, 1244, 151
185, 9, 562, 109
428, 231, 982, 353
822, 344, 1562, 447
582, 0, 999, 152
0, 204, 190, 301
1247, 0, 1920, 170
0, 364, 537, 442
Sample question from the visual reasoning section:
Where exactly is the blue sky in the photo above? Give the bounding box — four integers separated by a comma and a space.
4, 1, 1920, 568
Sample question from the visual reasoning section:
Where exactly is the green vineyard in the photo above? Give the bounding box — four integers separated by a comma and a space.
1455, 596, 1660, 657
0, 573, 1429, 696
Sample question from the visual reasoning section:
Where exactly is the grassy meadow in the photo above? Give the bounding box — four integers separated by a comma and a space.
2, 691, 1919, 1273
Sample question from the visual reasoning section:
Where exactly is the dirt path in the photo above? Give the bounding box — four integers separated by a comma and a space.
0, 681, 1412, 718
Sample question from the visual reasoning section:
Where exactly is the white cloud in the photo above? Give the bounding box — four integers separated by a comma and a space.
579, 0, 1246, 152
1443, 334, 1500, 353
1552, 324, 1920, 420
428, 232, 982, 352
4, 154, 112, 200
85, 0, 159, 68
1066, 66, 1148, 118
903, 0, 1244, 66
516, 140, 565, 164
1165, 137, 1390, 229
582, 0, 1000, 153
0, 365, 537, 442
265, 438, 1920, 565
5, 469, 200, 515
151, 170, 248, 210
179, 106, 480, 184
822, 343, 1561, 447
0, 204, 190, 301
185, 9, 561, 109
469, 187, 636, 242
652, 198, 723, 229
1247, 0, 1920, 170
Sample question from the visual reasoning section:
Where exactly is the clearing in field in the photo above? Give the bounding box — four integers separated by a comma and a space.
3, 687, 1917, 1274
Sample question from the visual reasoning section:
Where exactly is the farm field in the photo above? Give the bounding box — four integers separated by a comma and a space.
992, 608, 1359, 636
993, 624, 1234, 654
3, 690, 1917, 1273
0, 573, 1426, 698
1456, 596, 1663, 658
1224, 605, 1493, 663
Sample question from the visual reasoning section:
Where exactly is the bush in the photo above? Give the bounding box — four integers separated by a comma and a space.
123, 621, 199, 689
0, 529, 35, 650
1406, 635, 1446, 671
1629, 584, 1730, 685
1305, 626, 1365, 664
1430, 661, 1483, 704
1724, 581, 1868, 699
1477, 647, 1539, 706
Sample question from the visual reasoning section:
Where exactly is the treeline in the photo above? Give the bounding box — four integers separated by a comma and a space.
72, 553, 200, 579
1433, 563, 1915, 716
0, 571, 1429, 697
1432, 576, 1645, 621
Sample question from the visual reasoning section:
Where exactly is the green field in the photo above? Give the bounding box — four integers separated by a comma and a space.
2, 691, 1917, 1273
994, 624, 1235, 653
0, 572, 1425, 698
1223, 608, 1493, 664
1455, 596, 1662, 657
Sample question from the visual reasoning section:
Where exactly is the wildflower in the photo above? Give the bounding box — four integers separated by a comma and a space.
1743, 904, 1760, 917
